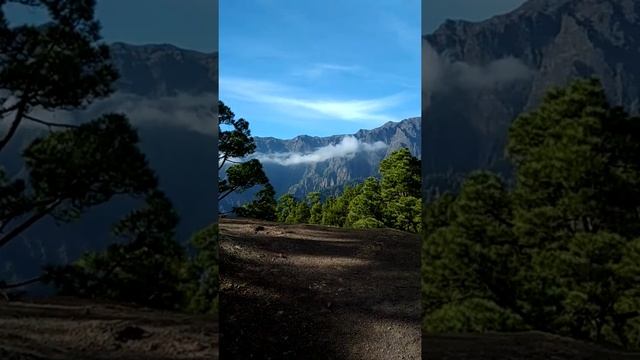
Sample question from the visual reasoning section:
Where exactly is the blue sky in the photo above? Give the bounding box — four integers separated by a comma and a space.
423, 0, 527, 34
220, 0, 420, 139
3, 0, 217, 53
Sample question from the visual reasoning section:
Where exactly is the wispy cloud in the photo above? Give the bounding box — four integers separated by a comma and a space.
292, 63, 362, 79
220, 77, 407, 124
250, 136, 387, 166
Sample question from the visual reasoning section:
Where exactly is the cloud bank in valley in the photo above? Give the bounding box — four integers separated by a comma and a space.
78, 92, 218, 135
4, 92, 218, 136
251, 136, 387, 166
423, 40, 535, 106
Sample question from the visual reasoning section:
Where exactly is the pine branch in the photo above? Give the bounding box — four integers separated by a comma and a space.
24, 114, 79, 129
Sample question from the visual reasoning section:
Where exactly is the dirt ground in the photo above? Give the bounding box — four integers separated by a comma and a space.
0, 297, 218, 360
423, 331, 640, 360
219, 218, 422, 360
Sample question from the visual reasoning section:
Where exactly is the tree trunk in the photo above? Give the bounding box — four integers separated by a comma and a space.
0, 199, 60, 249
0, 99, 28, 153
0, 276, 43, 289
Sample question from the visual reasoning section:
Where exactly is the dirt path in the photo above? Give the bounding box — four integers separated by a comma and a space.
219, 218, 421, 359
0, 297, 218, 360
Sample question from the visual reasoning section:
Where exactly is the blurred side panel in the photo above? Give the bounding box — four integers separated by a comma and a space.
0, 0, 219, 358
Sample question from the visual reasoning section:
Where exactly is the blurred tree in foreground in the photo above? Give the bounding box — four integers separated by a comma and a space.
0, 115, 158, 249
422, 78, 640, 350
0, 1, 220, 314
45, 194, 221, 314
0, 0, 136, 252
0, 0, 118, 153
44, 192, 186, 309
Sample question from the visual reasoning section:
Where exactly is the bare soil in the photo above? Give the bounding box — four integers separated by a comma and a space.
219, 218, 422, 360
423, 331, 640, 360
0, 297, 218, 360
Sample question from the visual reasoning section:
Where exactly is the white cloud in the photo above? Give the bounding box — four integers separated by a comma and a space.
250, 136, 387, 166
292, 63, 362, 79
5, 92, 218, 136
220, 77, 407, 124
423, 40, 535, 105
89, 92, 217, 135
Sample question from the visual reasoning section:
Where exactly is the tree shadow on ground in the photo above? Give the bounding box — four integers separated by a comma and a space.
219, 219, 421, 360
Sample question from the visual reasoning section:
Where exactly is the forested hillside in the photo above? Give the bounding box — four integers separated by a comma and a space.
265, 148, 422, 233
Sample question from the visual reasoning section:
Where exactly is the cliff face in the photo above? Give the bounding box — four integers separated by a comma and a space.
423, 0, 640, 178
109, 42, 218, 97
255, 117, 420, 196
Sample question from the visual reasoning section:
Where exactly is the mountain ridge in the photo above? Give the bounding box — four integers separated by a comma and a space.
423, 0, 640, 182
109, 42, 218, 97
220, 117, 420, 211
253, 117, 420, 153
255, 118, 417, 142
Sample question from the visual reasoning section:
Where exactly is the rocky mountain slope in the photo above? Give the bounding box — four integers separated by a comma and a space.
256, 117, 420, 193
110, 42, 218, 97
423, 0, 640, 181
220, 117, 420, 211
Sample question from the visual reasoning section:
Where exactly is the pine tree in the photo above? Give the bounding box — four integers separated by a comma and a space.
218, 101, 269, 202
379, 148, 422, 231
276, 194, 297, 223
44, 191, 188, 310
508, 78, 640, 344
345, 177, 383, 228
234, 183, 277, 221
307, 192, 323, 224
422, 78, 640, 349
0, 1, 157, 253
